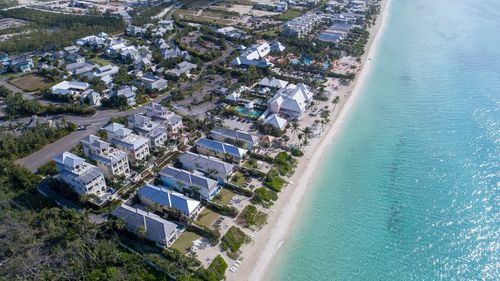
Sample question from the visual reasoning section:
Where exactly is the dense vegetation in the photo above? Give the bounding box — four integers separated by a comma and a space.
129, 2, 171, 26
236, 204, 268, 230
263, 169, 286, 192
0, 123, 76, 160
274, 151, 296, 176
0, 86, 96, 117
220, 226, 250, 259
251, 187, 278, 207
0, 8, 125, 53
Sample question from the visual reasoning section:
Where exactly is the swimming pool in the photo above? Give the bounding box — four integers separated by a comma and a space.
235, 106, 263, 119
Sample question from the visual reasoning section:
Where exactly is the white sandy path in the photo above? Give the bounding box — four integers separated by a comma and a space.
229, 0, 393, 280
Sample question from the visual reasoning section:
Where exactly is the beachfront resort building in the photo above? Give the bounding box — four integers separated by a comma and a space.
210, 127, 260, 150
127, 113, 168, 147
159, 166, 221, 200
230, 41, 277, 68
144, 103, 183, 134
103, 123, 150, 163
179, 151, 235, 181
283, 12, 327, 37
111, 204, 178, 247
53, 151, 108, 197
138, 183, 202, 218
195, 138, 248, 163
80, 135, 130, 179
267, 83, 314, 118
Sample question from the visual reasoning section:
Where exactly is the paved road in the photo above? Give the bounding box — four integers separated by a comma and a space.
15, 94, 169, 172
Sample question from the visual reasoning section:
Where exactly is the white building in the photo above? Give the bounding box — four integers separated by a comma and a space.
81, 135, 130, 179
53, 151, 108, 197
51, 80, 90, 97
127, 113, 168, 147
103, 123, 150, 163
230, 41, 274, 68
144, 103, 183, 134
263, 113, 288, 130
267, 83, 313, 118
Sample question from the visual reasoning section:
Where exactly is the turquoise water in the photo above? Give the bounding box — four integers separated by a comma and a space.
235, 106, 263, 118
269, 0, 500, 280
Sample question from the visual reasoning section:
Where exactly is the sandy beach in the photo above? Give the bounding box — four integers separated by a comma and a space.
228, 0, 392, 280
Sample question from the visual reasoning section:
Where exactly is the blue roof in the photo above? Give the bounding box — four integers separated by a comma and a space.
195, 138, 247, 159
138, 184, 200, 216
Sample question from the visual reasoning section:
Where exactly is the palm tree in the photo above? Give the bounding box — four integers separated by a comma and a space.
114, 218, 126, 230
332, 96, 341, 111
291, 122, 300, 144
301, 126, 313, 147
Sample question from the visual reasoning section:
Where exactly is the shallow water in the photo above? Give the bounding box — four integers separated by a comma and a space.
269, 0, 500, 280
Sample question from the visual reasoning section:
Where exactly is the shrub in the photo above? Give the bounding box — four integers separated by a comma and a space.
236, 205, 268, 230
263, 169, 285, 192
37, 160, 58, 176
220, 226, 250, 257
198, 255, 227, 281
291, 148, 304, 157
204, 200, 239, 218
251, 188, 278, 207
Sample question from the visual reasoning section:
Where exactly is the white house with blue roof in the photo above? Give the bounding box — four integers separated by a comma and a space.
138, 184, 202, 218
195, 138, 248, 163
159, 166, 221, 200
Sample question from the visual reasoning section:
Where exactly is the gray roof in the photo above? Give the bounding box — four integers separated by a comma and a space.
195, 138, 248, 159
111, 204, 177, 245
160, 166, 218, 194
211, 127, 259, 147
179, 151, 234, 179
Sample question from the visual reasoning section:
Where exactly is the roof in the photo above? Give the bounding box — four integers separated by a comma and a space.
179, 151, 234, 179
258, 77, 289, 89
81, 135, 128, 165
160, 166, 218, 193
195, 138, 248, 159
210, 127, 259, 147
51, 80, 89, 92
138, 184, 200, 216
53, 151, 85, 168
111, 204, 177, 245
263, 114, 287, 130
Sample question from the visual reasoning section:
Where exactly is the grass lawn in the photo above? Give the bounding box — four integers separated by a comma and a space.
171, 231, 201, 254
230, 171, 247, 187
89, 57, 112, 66
213, 188, 236, 205
8, 74, 54, 92
196, 208, 219, 228
273, 9, 303, 21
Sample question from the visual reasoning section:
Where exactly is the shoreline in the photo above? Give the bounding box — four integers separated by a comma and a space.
230, 0, 392, 280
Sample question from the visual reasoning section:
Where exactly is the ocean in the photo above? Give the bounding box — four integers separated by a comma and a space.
268, 0, 500, 280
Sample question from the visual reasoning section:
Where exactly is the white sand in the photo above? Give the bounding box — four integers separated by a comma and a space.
229, 0, 392, 280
